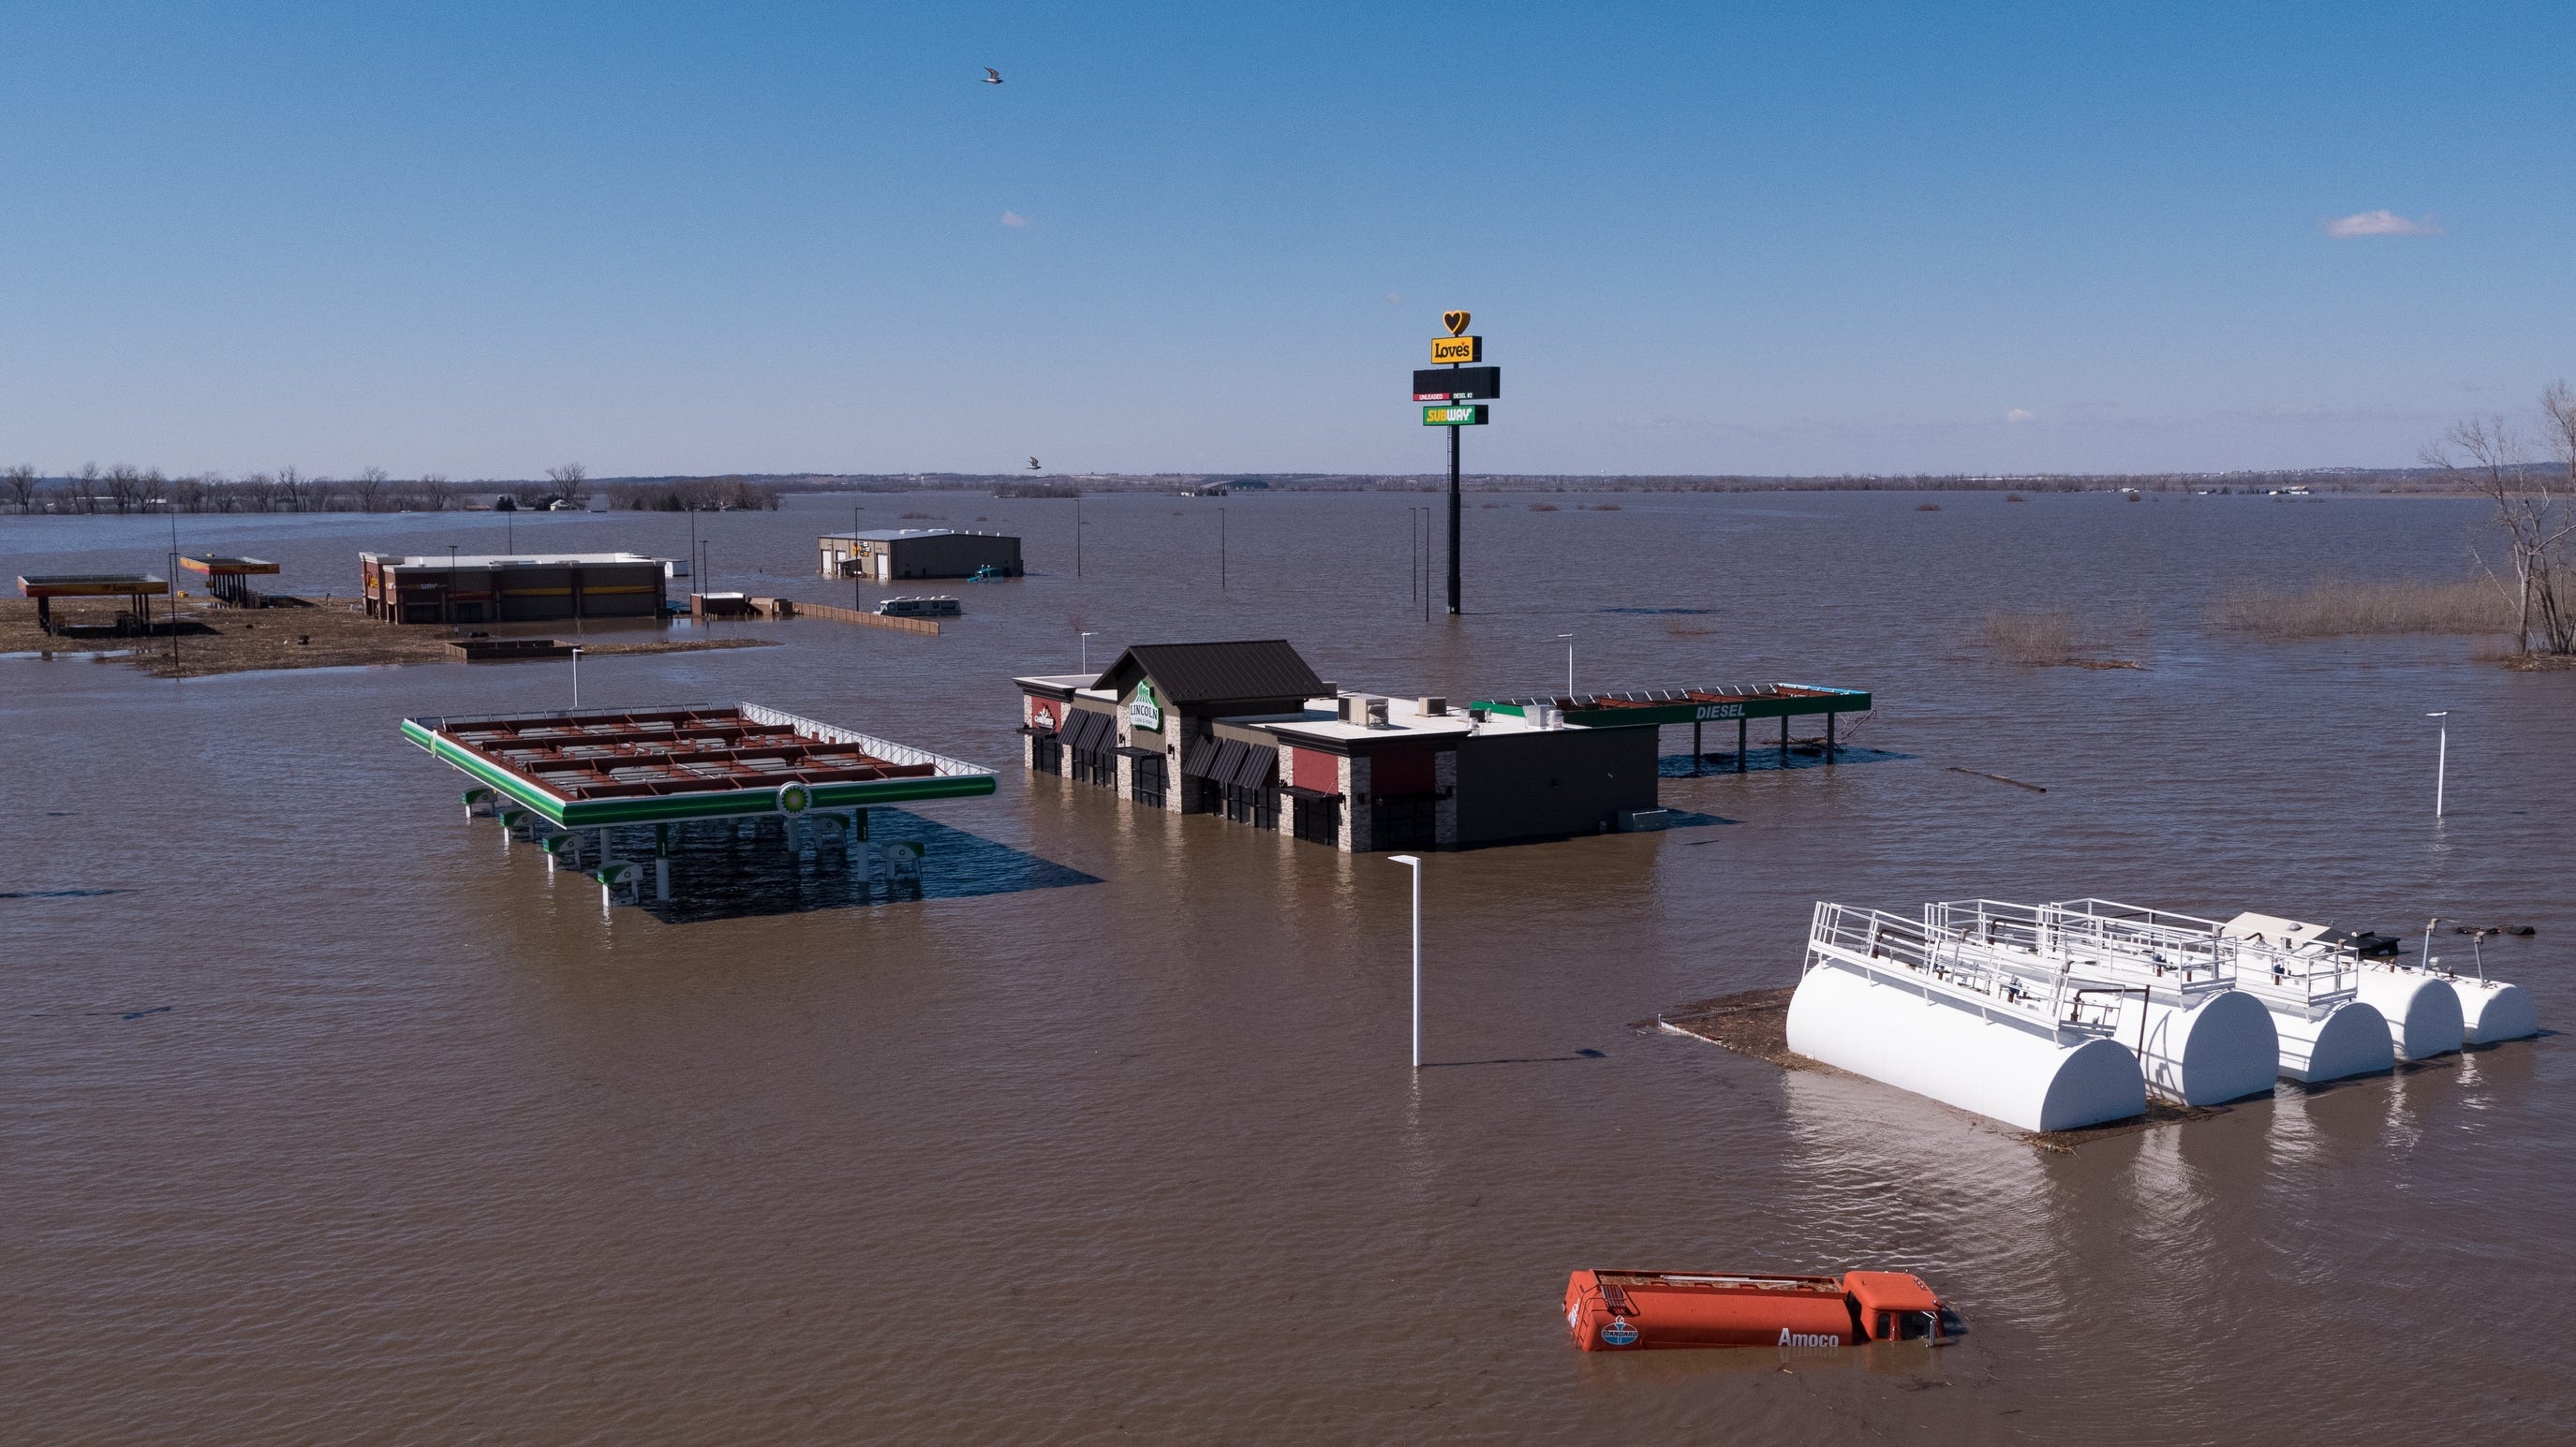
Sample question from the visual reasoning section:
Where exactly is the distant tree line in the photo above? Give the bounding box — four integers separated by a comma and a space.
600, 475, 782, 511
0, 463, 602, 514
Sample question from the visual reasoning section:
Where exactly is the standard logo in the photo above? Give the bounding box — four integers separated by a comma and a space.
1601, 1319, 1639, 1347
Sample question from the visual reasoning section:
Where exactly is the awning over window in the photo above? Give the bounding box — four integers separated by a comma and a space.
1282, 784, 1342, 803
1061, 710, 1113, 753
1227, 741, 1278, 790
1113, 744, 1160, 760
1181, 735, 1224, 779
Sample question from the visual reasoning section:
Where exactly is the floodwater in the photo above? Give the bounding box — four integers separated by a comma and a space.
5, 490, 2570, 1445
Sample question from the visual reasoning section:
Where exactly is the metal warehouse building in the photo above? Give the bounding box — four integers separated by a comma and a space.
361, 552, 673, 626
818, 529, 1022, 582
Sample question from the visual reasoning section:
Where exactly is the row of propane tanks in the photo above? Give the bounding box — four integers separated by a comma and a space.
463, 788, 924, 904
1787, 896, 2540, 1133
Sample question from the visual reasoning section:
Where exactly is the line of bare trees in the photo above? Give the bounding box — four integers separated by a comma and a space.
601, 475, 782, 511
0, 464, 600, 514
2424, 381, 2576, 657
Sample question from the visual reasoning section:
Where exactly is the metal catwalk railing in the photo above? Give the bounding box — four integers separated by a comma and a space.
1805, 901, 2124, 1038
1920, 896, 2366, 1013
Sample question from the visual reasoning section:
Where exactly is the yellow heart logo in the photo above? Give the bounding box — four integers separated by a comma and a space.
1442, 310, 1472, 336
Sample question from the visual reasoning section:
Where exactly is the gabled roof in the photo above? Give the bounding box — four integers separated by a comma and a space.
1093, 640, 1325, 707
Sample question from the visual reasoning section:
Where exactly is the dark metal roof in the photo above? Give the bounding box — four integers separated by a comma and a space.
1093, 641, 1325, 707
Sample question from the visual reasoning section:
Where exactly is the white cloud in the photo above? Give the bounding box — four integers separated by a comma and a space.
1384, 290, 1403, 305
999, 210, 1029, 228
2006, 408, 2036, 423
2322, 210, 2443, 238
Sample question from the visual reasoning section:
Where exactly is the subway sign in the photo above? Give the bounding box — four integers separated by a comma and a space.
1422, 405, 1488, 426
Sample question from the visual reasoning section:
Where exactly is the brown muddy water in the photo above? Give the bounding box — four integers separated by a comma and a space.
6, 491, 2571, 1445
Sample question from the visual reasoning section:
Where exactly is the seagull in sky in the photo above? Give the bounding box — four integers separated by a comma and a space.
1027, 456, 1043, 470
983, 67, 1003, 84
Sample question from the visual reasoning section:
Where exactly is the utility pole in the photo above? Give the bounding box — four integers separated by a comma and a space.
1389, 854, 1423, 1070
2427, 712, 2450, 818
1219, 507, 1227, 590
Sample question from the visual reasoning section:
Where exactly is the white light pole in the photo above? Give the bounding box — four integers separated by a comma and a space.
1557, 634, 1574, 698
570, 645, 583, 708
1389, 853, 1423, 1070
2426, 711, 2449, 818
1080, 630, 1099, 674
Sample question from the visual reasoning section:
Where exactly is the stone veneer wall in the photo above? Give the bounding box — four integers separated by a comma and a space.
1336, 754, 1373, 852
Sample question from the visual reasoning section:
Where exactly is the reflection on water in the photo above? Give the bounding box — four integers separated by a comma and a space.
4, 492, 2572, 1445
540, 809, 1108, 925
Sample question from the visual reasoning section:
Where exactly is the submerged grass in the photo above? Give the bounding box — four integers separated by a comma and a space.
2213, 577, 2515, 638
1979, 607, 2150, 669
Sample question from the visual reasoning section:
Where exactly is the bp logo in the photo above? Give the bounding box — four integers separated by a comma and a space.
1128, 680, 1162, 731
1601, 1318, 1639, 1347
777, 781, 811, 815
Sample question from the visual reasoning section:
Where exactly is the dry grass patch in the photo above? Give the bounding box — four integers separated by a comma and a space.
2213, 578, 2515, 638
1980, 607, 2145, 669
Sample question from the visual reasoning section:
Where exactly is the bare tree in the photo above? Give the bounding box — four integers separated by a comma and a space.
103, 465, 146, 514
350, 465, 390, 512
545, 463, 587, 499
274, 465, 303, 511
1, 465, 35, 512
75, 463, 101, 513
170, 473, 209, 512
2425, 404, 2576, 656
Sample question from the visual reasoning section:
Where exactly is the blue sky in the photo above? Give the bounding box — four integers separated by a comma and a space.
3, 2, 2569, 479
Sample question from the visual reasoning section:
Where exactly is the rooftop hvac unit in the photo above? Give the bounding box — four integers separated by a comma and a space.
1418, 696, 1447, 716
1366, 698, 1390, 728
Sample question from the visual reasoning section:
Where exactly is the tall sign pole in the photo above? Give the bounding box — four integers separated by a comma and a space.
1415, 311, 1492, 616
1447, 408, 1460, 613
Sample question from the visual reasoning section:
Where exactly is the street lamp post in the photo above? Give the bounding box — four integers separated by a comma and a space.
1080, 630, 1099, 674
1389, 853, 1423, 1070
570, 646, 583, 708
2427, 711, 2450, 818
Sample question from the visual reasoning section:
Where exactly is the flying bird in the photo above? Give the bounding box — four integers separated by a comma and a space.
983, 67, 1003, 84
1027, 456, 1042, 470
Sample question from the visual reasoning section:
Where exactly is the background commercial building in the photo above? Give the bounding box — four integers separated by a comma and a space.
818, 529, 1022, 582
362, 552, 672, 626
